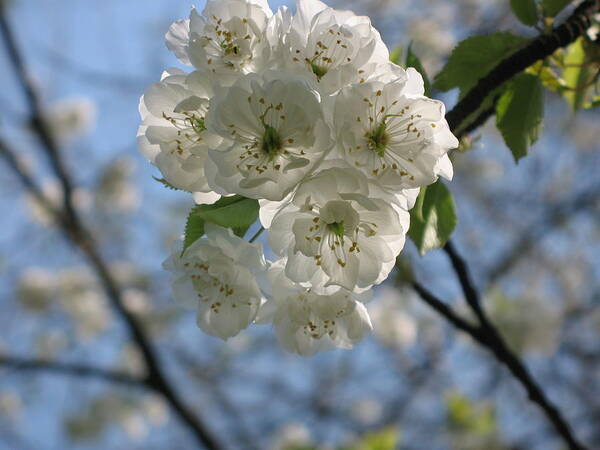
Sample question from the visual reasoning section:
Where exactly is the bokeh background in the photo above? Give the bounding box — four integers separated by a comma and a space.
0, 0, 599, 449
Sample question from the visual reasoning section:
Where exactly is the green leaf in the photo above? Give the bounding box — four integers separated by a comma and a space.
446, 393, 496, 435
389, 47, 403, 65
525, 61, 566, 92
434, 33, 528, 97
562, 37, 590, 110
584, 95, 600, 109
350, 427, 399, 450
405, 43, 432, 96
182, 195, 259, 252
496, 73, 544, 162
542, 0, 571, 17
511, 0, 539, 26
408, 181, 457, 255
153, 176, 188, 192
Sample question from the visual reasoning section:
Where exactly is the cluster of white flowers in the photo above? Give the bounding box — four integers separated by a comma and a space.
139, 0, 457, 356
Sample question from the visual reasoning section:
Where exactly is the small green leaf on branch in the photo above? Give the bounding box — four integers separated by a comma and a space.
511, 0, 539, 26
408, 181, 457, 255
496, 73, 544, 162
183, 195, 259, 252
405, 43, 432, 96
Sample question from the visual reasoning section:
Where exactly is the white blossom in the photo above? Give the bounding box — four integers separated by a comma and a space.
275, 0, 390, 94
166, 0, 273, 85
138, 69, 222, 204
164, 224, 268, 340
41, 97, 96, 144
206, 71, 334, 200
369, 286, 417, 348
257, 260, 372, 355
140, 0, 462, 355
334, 67, 458, 189
267, 167, 410, 292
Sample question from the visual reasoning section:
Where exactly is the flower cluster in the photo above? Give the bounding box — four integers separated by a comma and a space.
139, 0, 457, 355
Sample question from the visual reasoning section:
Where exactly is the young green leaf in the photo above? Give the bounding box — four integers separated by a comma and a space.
408, 181, 457, 255
182, 195, 259, 252
153, 176, 188, 192
511, 0, 539, 26
542, 0, 571, 17
525, 61, 566, 92
350, 427, 398, 450
562, 37, 590, 110
184, 210, 206, 253
584, 96, 600, 109
389, 47, 403, 65
405, 43, 432, 96
434, 33, 528, 97
496, 73, 544, 162
446, 393, 496, 435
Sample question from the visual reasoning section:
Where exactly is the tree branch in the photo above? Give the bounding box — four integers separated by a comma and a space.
446, 0, 600, 132
410, 281, 481, 337
0, 9, 222, 450
441, 240, 587, 450
409, 4, 600, 448
0, 355, 145, 388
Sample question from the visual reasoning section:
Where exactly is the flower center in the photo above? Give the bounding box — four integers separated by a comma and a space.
327, 221, 345, 238
311, 63, 328, 79
161, 110, 206, 156
188, 116, 206, 134
261, 123, 283, 159
366, 122, 389, 157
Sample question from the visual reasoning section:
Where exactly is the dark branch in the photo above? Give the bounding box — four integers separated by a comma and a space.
410, 281, 481, 336
441, 240, 587, 450
0, 356, 145, 388
457, 104, 495, 139
411, 4, 600, 448
0, 9, 222, 450
0, 139, 61, 223
446, 0, 600, 132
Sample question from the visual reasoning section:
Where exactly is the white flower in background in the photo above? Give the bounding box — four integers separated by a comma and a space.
268, 168, 409, 291
369, 285, 417, 348
17, 267, 56, 312
350, 398, 384, 426
164, 224, 268, 340
206, 71, 333, 200
25, 179, 92, 227
0, 392, 22, 420
276, 0, 389, 94
58, 268, 111, 340
35, 330, 68, 360
334, 67, 457, 188
166, 0, 273, 85
258, 260, 372, 355
41, 97, 96, 144
271, 422, 313, 450
95, 157, 139, 213
138, 69, 222, 204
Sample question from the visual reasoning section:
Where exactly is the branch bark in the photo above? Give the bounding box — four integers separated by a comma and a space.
411, 3, 600, 449
0, 356, 145, 388
441, 241, 587, 450
0, 9, 222, 450
446, 0, 600, 132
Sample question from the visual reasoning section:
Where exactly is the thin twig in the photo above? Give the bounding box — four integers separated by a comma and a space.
441, 240, 587, 450
0, 355, 145, 388
446, 0, 600, 132
248, 226, 265, 243
0, 9, 222, 450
